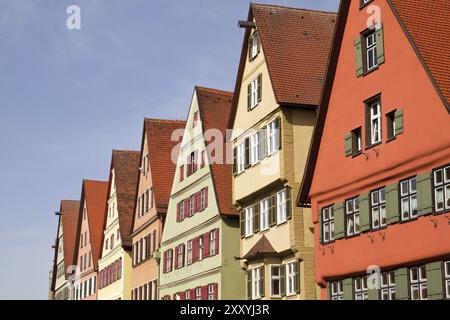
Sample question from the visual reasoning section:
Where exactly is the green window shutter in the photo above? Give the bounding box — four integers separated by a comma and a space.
368, 288, 379, 300
269, 195, 277, 227
426, 262, 444, 300
354, 36, 364, 77
248, 35, 253, 60
417, 172, 433, 216
240, 210, 245, 239
359, 193, 370, 232
247, 271, 252, 300
260, 266, 265, 298
394, 109, 404, 136
244, 137, 250, 169
376, 25, 385, 65
257, 74, 262, 103
395, 268, 409, 300
345, 133, 353, 157
318, 209, 323, 244
326, 282, 331, 300
286, 188, 292, 220
247, 83, 252, 111
386, 183, 400, 225
334, 202, 345, 239
253, 204, 260, 234
295, 261, 300, 294
280, 265, 286, 297
343, 278, 353, 300
275, 117, 282, 150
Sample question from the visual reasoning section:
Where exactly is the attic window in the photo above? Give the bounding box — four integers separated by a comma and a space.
248, 32, 260, 61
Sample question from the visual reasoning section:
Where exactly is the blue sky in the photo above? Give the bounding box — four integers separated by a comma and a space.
0, 0, 339, 299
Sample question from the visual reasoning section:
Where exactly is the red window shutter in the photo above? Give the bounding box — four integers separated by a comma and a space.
180, 165, 184, 181
187, 155, 191, 176
193, 238, 199, 262
182, 244, 185, 267
215, 229, 219, 254
214, 283, 218, 300
185, 199, 190, 217
200, 150, 205, 168
170, 249, 174, 271
203, 232, 210, 258
205, 188, 209, 208
190, 289, 196, 300
180, 292, 185, 300
163, 251, 167, 273
176, 203, 180, 222
174, 246, 178, 269
196, 192, 200, 212
201, 286, 208, 300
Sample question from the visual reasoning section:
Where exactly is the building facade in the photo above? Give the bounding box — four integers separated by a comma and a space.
159, 87, 245, 300
130, 119, 186, 300
51, 200, 80, 300
230, 4, 336, 300
97, 150, 140, 300
74, 180, 109, 300
298, 0, 450, 300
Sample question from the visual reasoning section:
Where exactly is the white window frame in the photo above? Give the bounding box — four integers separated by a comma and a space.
249, 32, 260, 60
252, 267, 262, 300
245, 206, 254, 238
165, 250, 172, 273
208, 284, 215, 300
400, 177, 418, 221
286, 261, 297, 296
267, 119, 279, 156
250, 76, 260, 110
371, 188, 387, 229
445, 261, 450, 299
346, 197, 360, 236
366, 32, 378, 71
237, 142, 245, 174
189, 195, 195, 216
177, 245, 184, 269
330, 281, 343, 300
270, 265, 281, 298
276, 189, 288, 225
260, 198, 270, 231
354, 276, 368, 300
250, 132, 259, 166
369, 100, 381, 145
200, 188, 206, 210
322, 206, 335, 243
198, 236, 204, 261
187, 240, 193, 265
410, 266, 428, 300
179, 201, 185, 221
380, 271, 396, 300
210, 230, 216, 256
433, 166, 450, 213
195, 287, 202, 300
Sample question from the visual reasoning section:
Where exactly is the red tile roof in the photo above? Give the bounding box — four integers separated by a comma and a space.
60, 200, 81, 277
144, 119, 186, 211
389, 0, 450, 111
108, 150, 141, 249
196, 86, 237, 216
80, 180, 109, 270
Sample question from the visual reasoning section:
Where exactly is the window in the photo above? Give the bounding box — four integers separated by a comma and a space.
330, 281, 343, 300
386, 111, 396, 140
367, 99, 382, 146
445, 261, 450, 299
346, 197, 360, 236
185, 290, 190, 300
250, 132, 259, 166
410, 266, 428, 300
322, 206, 335, 243
189, 195, 195, 216
352, 127, 362, 155
354, 276, 368, 300
248, 74, 262, 110
188, 151, 197, 176
200, 150, 206, 168
371, 188, 386, 229
105, 239, 109, 252
80, 233, 83, 248
179, 201, 185, 221
364, 31, 378, 71
237, 142, 245, 174
267, 118, 280, 155
380, 271, 396, 300
249, 32, 260, 60
252, 267, 263, 300
165, 250, 173, 273
400, 177, 418, 221
286, 262, 298, 296
276, 189, 288, 224
270, 265, 281, 297
208, 284, 215, 300
198, 236, 204, 261
177, 245, 184, 269
187, 240, 193, 265
110, 234, 114, 249
200, 188, 207, 210
260, 198, 270, 231
193, 111, 199, 128
433, 165, 450, 213
195, 287, 202, 300
360, 0, 374, 8
245, 206, 254, 238
209, 230, 216, 256
180, 165, 184, 181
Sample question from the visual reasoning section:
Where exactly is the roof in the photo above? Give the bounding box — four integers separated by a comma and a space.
196, 86, 238, 216
230, 3, 336, 124
388, 0, 450, 111
108, 150, 141, 249
144, 119, 186, 211
60, 200, 81, 277
79, 180, 109, 270
297, 0, 450, 206
243, 235, 277, 260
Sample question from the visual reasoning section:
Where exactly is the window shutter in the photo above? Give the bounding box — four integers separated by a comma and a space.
258, 129, 267, 160
345, 133, 353, 157
240, 210, 245, 238
205, 188, 208, 209
193, 238, 199, 262
368, 288, 379, 300
247, 83, 252, 111
359, 193, 370, 232
201, 286, 208, 300
417, 172, 433, 216
342, 278, 353, 300
176, 203, 180, 222
253, 204, 260, 234
214, 229, 219, 255
275, 117, 282, 150
260, 266, 265, 298
426, 262, 444, 300
181, 244, 185, 267
232, 147, 237, 176
244, 137, 250, 169
193, 150, 198, 173
203, 232, 210, 258
187, 155, 191, 176
394, 109, 404, 135
318, 209, 323, 244
174, 246, 179, 269
376, 25, 385, 65
294, 261, 300, 294
190, 289, 196, 300
257, 74, 262, 103
213, 283, 219, 300
163, 251, 167, 273
395, 268, 409, 300
354, 36, 364, 77
248, 35, 253, 60
247, 271, 252, 300
269, 195, 277, 227
286, 188, 292, 220
280, 265, 286, 297
386, 183, 400, 225
334, 202, 345, 239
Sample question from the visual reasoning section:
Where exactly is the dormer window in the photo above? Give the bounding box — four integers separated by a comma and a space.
248, 32, 260, 61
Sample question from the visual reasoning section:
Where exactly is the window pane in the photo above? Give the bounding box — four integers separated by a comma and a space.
411, 285, 419, 300
419, 266, 427, 281
445, 185, 450, 209
329, 207, 335, 219
372, 208, 380, 228
434, 170, 443, 185
401, 181, 409, 196
401, 198, 410, 219
323, 208, 329, 221
410, 196, 418, 217
346, 200, 353, 213
410, 268, 418, 282
372, 191, 379, 205
410, 178, 417, 193
445, 167, 450, 183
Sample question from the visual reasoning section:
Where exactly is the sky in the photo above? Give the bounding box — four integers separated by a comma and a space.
0, 0, 339, 299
